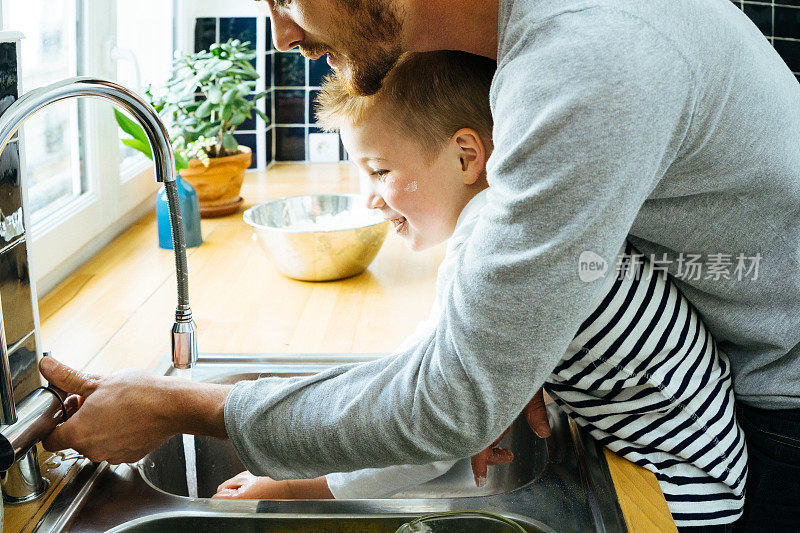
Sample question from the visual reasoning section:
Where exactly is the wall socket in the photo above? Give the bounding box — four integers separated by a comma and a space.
308, 132, 340, 162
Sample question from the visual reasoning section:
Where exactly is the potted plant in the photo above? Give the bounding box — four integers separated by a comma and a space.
117, 39, 268, 217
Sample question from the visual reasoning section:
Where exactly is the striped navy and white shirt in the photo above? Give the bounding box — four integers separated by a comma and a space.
328, 190, 747, 526
547, 240, 747, 527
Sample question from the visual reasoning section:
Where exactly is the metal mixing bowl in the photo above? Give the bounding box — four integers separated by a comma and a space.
243, 194, 390, 281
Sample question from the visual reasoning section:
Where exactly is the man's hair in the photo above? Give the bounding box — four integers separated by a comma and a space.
315, 51, 496, 158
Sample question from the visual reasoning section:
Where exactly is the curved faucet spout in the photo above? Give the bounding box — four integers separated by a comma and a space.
0, 76, 197, 404
0, 77, 177, 184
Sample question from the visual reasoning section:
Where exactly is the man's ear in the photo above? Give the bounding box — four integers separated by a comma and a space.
452, 128, 486, 185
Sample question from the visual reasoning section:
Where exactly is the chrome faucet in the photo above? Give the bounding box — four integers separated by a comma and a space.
0, 77, 199, 502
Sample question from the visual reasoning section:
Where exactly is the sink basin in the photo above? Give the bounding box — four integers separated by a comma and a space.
140, 370, 547, 499
107, 512, 545, 533
33, 354, 627, 533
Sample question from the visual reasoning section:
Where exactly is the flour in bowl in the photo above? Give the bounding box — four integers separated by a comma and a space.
285, 210, 383, 231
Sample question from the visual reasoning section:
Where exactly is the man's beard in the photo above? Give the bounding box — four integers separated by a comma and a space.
340, 43, 402, 96
301, 0, 403, 96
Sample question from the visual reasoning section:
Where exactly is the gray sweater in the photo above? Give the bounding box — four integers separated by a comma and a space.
225, 0, 800, 479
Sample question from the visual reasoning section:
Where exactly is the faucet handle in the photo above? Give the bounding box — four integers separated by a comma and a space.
41, 352, 71, 409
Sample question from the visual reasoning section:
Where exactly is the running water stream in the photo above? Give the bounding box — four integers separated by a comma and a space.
174, 368, 199, 498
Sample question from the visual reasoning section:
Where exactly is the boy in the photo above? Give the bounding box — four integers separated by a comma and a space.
215, 51, 746, 529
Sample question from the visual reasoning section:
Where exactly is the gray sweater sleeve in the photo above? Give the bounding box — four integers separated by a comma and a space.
224, 10, 695, 480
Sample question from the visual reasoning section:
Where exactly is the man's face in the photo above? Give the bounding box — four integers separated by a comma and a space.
267, 0, 405, 95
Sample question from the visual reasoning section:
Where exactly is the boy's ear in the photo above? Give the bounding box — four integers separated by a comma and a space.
452, 128, 486, 185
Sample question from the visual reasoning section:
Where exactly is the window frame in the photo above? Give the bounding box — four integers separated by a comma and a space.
2, 0, 174, 296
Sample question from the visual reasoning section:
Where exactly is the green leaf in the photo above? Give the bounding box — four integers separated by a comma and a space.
253, 107, 269, 125
207, 87, 222, 104
195, 99, 214, 119
215, 59, 233, 72
113, 109, 149, 145
229, 112, 247, 126
121, 138, 153, 160
221, 104, 233, 121
222, 88, 238, 105
201, 124, 221, 138
222, 134, 238, 152
174, 152, 189, 171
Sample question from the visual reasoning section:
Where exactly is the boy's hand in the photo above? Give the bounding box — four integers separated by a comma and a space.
213, 471, 281, 499
213, 471, 333, 499
470, 388, 551, 487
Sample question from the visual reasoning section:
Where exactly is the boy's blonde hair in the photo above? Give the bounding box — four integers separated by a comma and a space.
315, 51, 496, 159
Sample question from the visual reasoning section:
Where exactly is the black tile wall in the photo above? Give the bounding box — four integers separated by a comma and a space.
309, 57, 333, 87
194, 18, 217, 53
276, 127, 306, 161
774, 39, 800, 71
309, 89, 322, 124
194, 17, 268, 169
775, 6, 800, 38
194, 15, 349, 164
233, 133, 258, 169
0, 239, 34, 351
275, 52, 306, 87
265, 56, 273, 90
275, 89, 306, 124
743, 3, 773, 34
240, 94, 258, 131
265, 21, 273, 51
220, 17, 257, 46
735, 1, 800, 81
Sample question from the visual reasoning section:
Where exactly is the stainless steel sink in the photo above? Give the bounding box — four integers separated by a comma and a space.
140, 368, 546, 500
32, 354, 627, 533
106, 512, 544, 532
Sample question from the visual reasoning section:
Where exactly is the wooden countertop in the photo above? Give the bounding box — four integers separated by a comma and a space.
7, 163, 676, 532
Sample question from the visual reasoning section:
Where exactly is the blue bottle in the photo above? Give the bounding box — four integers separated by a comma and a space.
156, 177, 203, 249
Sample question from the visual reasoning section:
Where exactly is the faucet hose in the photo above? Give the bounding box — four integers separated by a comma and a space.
164, 180, 190, 310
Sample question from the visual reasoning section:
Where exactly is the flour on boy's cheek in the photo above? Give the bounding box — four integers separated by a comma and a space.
404, 181, 418, 192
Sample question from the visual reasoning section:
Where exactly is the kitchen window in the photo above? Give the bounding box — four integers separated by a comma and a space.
2, 0, 84, 222
0, 0, 174, 294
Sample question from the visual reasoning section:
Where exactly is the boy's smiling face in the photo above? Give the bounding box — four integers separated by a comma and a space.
340, 111, 487, 251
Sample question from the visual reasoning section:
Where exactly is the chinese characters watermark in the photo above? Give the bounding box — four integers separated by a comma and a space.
579, 251, 762, 282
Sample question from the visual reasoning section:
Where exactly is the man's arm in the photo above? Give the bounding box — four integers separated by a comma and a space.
224, 13, 695, 480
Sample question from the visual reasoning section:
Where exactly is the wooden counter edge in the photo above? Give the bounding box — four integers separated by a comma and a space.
3, 445, 85, 533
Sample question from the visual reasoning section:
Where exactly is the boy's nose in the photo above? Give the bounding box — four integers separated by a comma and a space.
365, 191, 386, 210
359, 174, 386, 209
268, 6, 304, 51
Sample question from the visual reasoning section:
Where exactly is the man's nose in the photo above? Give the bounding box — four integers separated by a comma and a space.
269, 7, 304, 51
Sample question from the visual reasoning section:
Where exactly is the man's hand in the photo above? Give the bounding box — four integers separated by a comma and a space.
469, 389, 551, 486
39, 357, 231, 464
214, 471, 333, 499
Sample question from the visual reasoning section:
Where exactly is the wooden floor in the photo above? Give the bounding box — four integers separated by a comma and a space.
26, 162, 676, 533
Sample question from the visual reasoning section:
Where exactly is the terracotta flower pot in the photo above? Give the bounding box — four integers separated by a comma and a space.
179, 146, 252, 217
